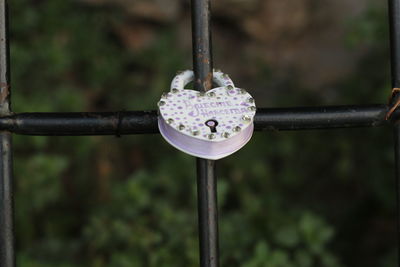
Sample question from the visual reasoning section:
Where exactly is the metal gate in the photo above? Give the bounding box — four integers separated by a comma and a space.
1, 0, 400, 266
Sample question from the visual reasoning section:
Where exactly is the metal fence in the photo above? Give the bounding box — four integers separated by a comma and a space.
1, 0, 400, 266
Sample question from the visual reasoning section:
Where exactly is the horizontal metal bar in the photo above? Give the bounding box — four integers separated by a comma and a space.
0, 111, 159, 136
255, 104, 390, 131
0, 104, 391, 136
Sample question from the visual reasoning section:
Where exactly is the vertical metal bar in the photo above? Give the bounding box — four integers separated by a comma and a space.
191, 0, 219, 266
389, 0, 400, 88
389, 0, 400, 266
196, 159, 218, 267
0, 1, 14, 266
191, 0, 213, 92
395, 124, 400, 267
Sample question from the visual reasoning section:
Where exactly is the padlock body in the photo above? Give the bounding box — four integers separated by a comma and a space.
158, 86, 256, 160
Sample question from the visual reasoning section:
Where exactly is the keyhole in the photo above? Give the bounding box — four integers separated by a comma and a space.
205, 119, 219, 133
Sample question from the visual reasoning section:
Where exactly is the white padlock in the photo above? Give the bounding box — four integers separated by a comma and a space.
157, 70, 256, 160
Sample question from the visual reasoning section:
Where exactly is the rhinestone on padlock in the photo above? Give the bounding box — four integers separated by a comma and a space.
157, 69, 256, 160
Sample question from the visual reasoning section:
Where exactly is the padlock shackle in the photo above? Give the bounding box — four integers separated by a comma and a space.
170, 70, 235, 92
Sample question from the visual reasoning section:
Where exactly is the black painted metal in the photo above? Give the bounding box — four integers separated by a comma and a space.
389, 0, 400, 265
0, 111, 159, 136
0, 105, 390, 136
191, 0, 213, 93
389, 0, 400, 89
255, 105, 390, 131
191, 0, 219, 266
395, 125, 400, 267
0, 1, 14, 266
196, 159, 218, 267
2, 0, 400, 266
0, 134, 13, 267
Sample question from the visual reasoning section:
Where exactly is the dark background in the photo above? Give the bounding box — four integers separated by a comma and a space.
10, 0, 396, 266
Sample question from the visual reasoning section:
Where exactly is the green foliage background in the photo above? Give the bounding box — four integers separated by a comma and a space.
9, 1, 396, 266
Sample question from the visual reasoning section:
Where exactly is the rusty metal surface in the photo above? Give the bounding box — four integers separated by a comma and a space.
0, 1, 14, 267
0, 0, 9, 115
0, 132, 13, 267
389, 0, 400, 265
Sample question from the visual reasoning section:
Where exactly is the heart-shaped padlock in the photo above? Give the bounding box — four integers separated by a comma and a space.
157, 70, 256, 160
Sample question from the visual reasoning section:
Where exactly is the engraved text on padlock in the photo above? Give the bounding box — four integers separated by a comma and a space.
157, 70, 256, 160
